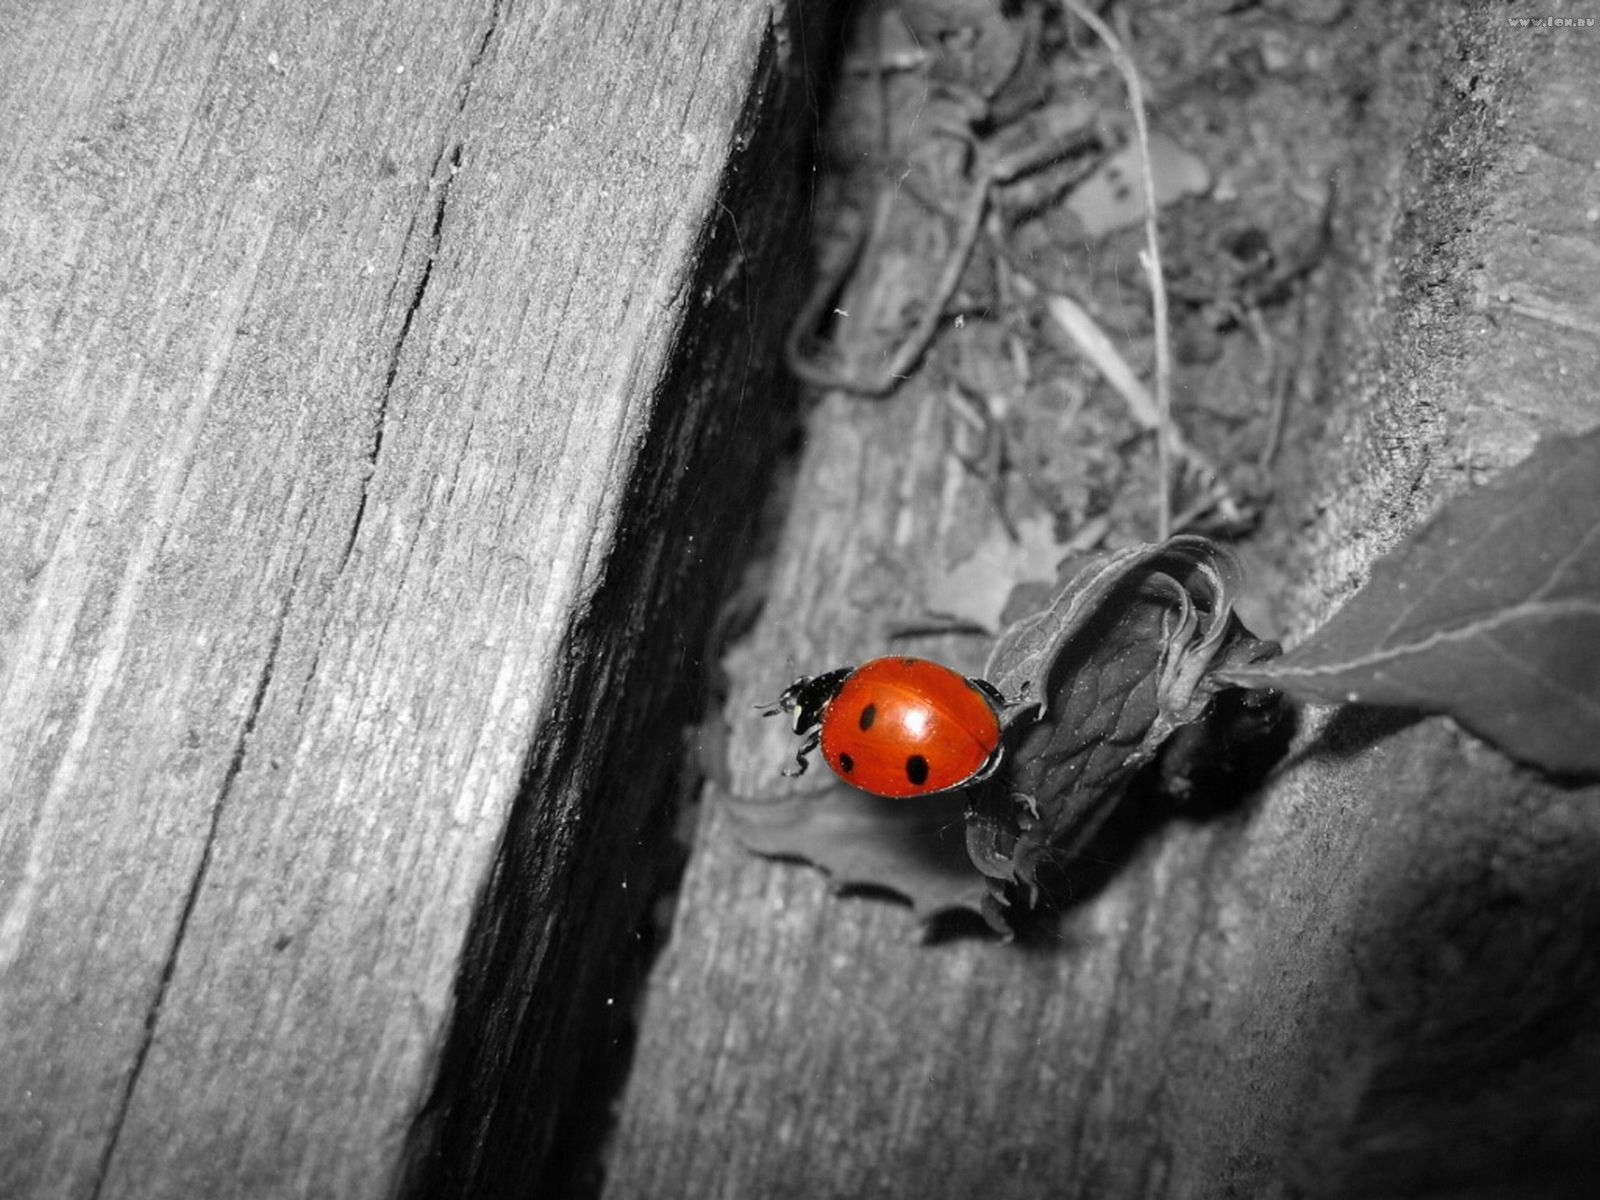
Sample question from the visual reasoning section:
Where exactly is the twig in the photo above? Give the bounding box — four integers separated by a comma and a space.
1059, 0, 1173, 540
784, 140, 992, 397
1043, 293, 1158, 430
1043, 291, 1216, 478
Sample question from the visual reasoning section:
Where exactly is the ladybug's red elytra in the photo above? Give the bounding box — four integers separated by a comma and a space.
762, 656, 1005, 798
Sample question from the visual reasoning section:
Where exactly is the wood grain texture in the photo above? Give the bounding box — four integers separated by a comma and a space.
0, 0, 817, 1196
604, 7, 1600, 1199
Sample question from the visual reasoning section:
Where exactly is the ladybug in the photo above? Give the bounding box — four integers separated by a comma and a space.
762, 656, 1005, 798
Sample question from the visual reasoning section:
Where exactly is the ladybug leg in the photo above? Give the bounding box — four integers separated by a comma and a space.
969, 676, 1044, 725
967, 742, 1006, 787
971, 677, 1008, 709
781, 730, 820, 778
972, 675, 1043, 725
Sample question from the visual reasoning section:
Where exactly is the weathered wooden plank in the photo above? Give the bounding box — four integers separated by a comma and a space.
0, 0, 819, 1196
604, 7, 1600, 1199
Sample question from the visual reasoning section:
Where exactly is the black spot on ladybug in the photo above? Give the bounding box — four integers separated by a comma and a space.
837, 752, 854, 774
858, 703, 876, 731
905, 755, 929, 786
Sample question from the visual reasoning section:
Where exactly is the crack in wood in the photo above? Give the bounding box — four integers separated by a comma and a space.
338, 0, 505, 575
90, 569, 302, 1198
340, 138, 461, 575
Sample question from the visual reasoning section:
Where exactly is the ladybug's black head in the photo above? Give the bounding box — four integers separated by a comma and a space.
764, 667, 851, 735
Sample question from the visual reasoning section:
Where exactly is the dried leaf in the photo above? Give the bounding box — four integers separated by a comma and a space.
1219, 427, 1600, 776
721, 781, 985, 919
925, 513, 1068, 630
1064, 131, 1212, 238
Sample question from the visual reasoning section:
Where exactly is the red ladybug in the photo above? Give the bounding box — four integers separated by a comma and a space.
763, 656, 1005, 798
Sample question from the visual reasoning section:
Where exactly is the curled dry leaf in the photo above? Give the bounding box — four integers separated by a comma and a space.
968, 536, 1279, 924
